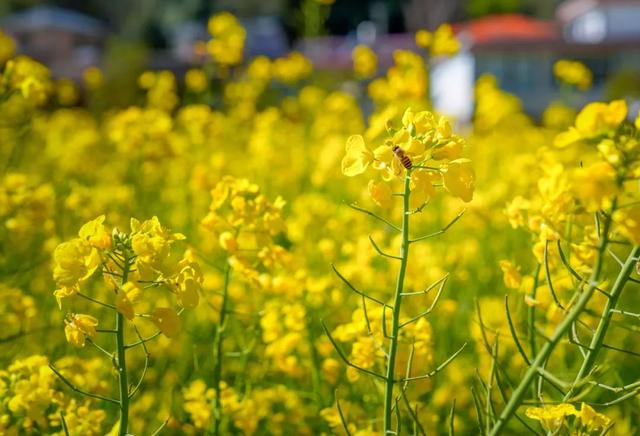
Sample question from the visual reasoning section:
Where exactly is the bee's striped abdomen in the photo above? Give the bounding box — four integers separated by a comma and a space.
399, 155, 412, 169
393, 146, 413, 170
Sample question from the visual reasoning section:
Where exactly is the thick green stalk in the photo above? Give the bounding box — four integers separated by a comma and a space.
212, 265, 231, 436
564, 245, 640, 400
488, 214, 612, 436
383, 173, 411, 435
116, 251, 130, 436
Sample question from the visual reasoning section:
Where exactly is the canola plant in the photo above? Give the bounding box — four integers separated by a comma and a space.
1, 11, 639, 436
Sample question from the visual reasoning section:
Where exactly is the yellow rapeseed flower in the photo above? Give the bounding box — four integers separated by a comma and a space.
82, 66, 103, 89
499, 260, 522, 289
352, 45, 377, 79
206, 12, 246, 66
555, 100, 628, 147
443, 159, 475, 202
0, 30, 16, 64
571, 161, 618, 212
415, 29, 432, 48
115, 282, 142, 320
185, 68, 208, 93
577, 403, 611, 432
553, 59, 592, 90
431, 24, 460, 57
367, 179, 392, 208
64, 313, 98, 347
613, 205, 640, 245
342, 135, 374, 176
525, 403, 577, 432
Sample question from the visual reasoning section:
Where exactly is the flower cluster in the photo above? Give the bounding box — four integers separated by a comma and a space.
1, 55, 52, 106
526, 403, 611, 434
504, 100, 640, 272
368, 50, 429, 104
0, 355, 106, 435
182, 380, 309, 434
415, 23, 461, 57
206, 12, 246, 66
138, 70, 179, 112
202, 177, 288, 283
272, 51, 313, 84
2, 7, 640, 434
352, 45, 377, 79
342, 108, 475, 207
52, 215, 201, 343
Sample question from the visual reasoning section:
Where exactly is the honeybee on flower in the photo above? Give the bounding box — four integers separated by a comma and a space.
341, 108, 474, 206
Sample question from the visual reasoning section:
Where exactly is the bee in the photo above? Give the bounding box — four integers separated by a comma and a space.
392, 145, 412, 170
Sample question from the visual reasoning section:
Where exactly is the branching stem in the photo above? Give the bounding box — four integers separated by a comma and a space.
488, 210, 614, 435
564, 245, 640, 400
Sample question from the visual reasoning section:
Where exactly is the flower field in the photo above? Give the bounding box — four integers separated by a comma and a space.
2, 12, 640, 435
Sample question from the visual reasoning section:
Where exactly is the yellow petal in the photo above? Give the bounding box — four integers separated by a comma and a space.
152, 308, 181, 338
341, 135, 373, 177
401, 107, 414, 127
443, 159, 475, 202
554, 127, 582, 148
367, 180, 393, 209
604, 99, 627, 126
177, 277, 200, 309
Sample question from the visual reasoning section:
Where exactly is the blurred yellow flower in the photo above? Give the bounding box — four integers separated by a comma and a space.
613, 206, 640, 245
555, 100, 628, 147
82, 66, 103, 89
219, 231, 238, 252
273, 52, 313, 84
410, 169, 437, 208
116, 282, 142, 320
0, 30, 16, 64
352, 45, 377, 79
571, 161, 618, 212
207, 12, 246, 66
443, 159, 475, 202
415, 29, 432, 48
185, 68, 208, 93
499, 260, 522, 289
431, 24, 460, 57
367, 179, 392, 208
173, 254, 203, 309
64, 314, 98, 347
553, 59, 592, 90
55, 78, 78, 106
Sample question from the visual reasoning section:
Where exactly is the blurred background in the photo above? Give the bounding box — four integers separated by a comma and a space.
1, 0, 639, 120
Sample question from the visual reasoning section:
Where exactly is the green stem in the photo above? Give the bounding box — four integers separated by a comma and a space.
528, 264, 541, 402
564, 245, 640, 400
212, 265, 231, 436
307, 313, 325, 406
116, 251, 131, 436
488, 213, 613, 436
383, 173, 411, 435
